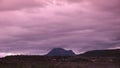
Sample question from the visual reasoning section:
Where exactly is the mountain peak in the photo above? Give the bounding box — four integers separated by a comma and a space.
46, 48, 76, 56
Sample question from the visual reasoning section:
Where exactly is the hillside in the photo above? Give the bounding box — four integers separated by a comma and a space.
79, 49, 120, 57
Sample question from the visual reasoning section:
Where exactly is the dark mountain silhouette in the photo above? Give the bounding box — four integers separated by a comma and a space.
0, 49, 120, 68
0, 48, 120, 64
79, 49, 120, 57
46, 48, 76, 56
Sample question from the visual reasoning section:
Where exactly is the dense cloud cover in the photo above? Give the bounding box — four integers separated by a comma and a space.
0, 0, 120, 57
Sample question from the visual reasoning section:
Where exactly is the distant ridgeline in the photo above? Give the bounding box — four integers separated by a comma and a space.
79, 49, 120, 57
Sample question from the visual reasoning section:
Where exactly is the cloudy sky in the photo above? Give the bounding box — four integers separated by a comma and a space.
0, 0, 120, 57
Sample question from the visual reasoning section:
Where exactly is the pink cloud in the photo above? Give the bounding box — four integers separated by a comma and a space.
0, 0, 46, 11
0, 0, 120, 57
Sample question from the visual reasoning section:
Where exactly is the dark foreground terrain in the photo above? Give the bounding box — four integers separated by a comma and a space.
0, 61, 120, 68
0, 49, 120, 68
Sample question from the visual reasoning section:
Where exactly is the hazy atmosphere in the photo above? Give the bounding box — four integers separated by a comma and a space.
0, 0, 120, 57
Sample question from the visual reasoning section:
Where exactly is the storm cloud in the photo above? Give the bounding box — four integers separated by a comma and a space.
0, 0, 120, 57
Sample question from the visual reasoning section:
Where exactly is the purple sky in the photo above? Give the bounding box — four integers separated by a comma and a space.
0, 0, 120, 57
